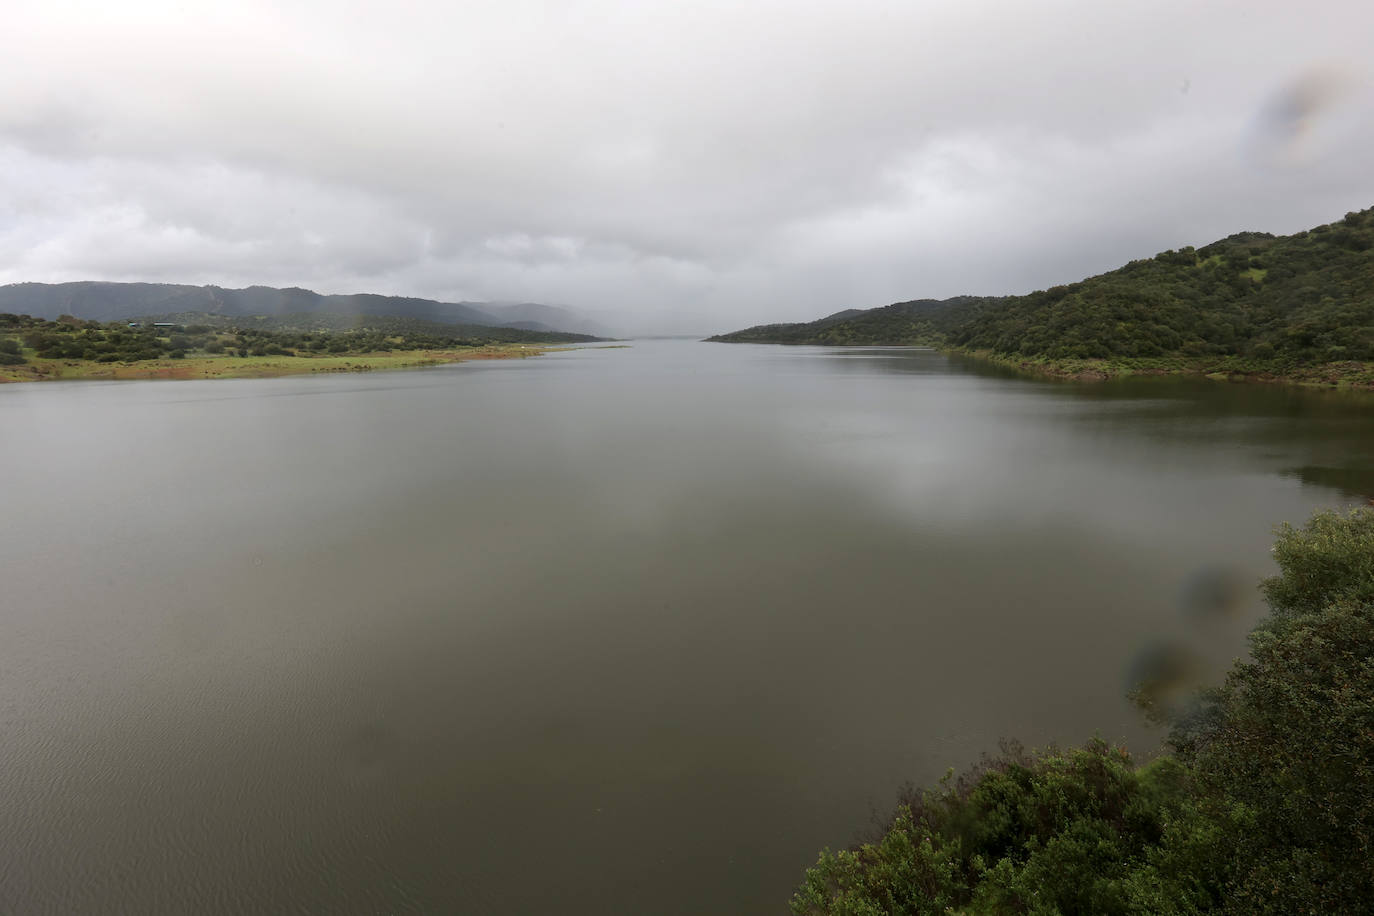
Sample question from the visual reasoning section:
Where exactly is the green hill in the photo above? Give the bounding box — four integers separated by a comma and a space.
710, 206, 1374, 378
708, 297, 984, 347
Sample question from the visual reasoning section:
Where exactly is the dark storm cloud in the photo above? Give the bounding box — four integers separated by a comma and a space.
2, 0, 1372, 334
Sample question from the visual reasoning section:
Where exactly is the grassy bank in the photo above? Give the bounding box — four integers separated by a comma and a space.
949, 348, 1374, 388
0, 344, 558, 383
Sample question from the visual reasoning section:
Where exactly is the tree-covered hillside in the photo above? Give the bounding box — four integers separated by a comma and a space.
0, 311, 595, 366
707, 297, 986, 346
711, 207, 1374, 369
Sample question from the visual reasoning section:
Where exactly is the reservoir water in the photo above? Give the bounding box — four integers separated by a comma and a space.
2, 340, 1372, 913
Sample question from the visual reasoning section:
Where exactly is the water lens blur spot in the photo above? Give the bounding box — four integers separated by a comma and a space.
1125, 641, 1205, 721
1179, 567, 1250, 621
1249, 65, 1358, 167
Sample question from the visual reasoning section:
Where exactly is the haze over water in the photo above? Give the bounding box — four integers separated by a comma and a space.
2, 340, 1372, 913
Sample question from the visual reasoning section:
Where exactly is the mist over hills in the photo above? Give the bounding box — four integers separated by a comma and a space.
0, 281, 613, 338
711, 206, 1374, 368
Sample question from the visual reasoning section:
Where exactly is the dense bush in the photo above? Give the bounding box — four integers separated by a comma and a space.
1152, 509, 1374, 914
794, 508, 1374, 914
792, 742, 1191, 915
1259, 508, 1374, 617
0, 336, 24, 364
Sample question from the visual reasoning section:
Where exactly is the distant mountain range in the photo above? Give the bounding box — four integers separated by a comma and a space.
0, 282, 614, 338
710, 205, 1374, 367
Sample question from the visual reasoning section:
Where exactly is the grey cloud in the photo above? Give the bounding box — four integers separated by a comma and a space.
2, 0, 1373, 334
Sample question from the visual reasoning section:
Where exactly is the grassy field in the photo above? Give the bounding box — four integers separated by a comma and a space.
0, 344, 560, 383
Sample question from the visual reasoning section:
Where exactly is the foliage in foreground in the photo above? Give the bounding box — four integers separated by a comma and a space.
793, 743, 1190, 915
794, 508, 1374, 915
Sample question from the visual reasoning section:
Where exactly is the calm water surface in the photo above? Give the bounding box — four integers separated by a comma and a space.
3, 340, 1373, 913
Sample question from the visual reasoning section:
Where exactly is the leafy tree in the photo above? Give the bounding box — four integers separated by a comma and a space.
1150, 509, 1374, 913
1259, 507, 1374, 617
0, 336, 24, 365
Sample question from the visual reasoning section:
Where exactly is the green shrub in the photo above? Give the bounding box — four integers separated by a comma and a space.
792, 742, 1191, 915
1260, 508, 1374, 617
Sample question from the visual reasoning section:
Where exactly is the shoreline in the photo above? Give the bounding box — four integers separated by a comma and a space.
705, 338, 1374, 390
0, 344, 563, 384
948, 347, 1374, 389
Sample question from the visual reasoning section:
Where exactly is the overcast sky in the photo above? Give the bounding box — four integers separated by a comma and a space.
3, 0, 1372, 334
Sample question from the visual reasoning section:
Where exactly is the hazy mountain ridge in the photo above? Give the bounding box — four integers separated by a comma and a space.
710, 207, 1374, 367
0, 281, 611, 337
